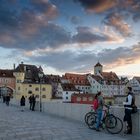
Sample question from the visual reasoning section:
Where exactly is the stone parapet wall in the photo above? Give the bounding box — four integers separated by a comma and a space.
10, 99, 140, 134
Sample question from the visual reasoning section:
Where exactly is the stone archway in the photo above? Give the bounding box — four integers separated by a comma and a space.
0, 86, 13, 98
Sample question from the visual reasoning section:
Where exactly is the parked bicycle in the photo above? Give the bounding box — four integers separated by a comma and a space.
86, 105, 123, 134
84, 106, 96, 124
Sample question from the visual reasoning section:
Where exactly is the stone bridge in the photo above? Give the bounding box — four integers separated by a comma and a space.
0, 100, 139, 140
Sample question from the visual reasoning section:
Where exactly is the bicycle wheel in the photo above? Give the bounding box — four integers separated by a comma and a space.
84, 112, 92, 124
87, 113, 97, 129
106, 116, 123, 134
105, 114, 117, 129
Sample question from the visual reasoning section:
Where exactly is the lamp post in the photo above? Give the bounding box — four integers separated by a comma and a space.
38, 72, 43, 112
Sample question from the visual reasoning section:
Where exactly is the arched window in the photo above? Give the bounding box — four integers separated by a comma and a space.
28, 90, 32, 94
42, 88, 46, 91
42, 95, 46, 98
35, 87, 39, 91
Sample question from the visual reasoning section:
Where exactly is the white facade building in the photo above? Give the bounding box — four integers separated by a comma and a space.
87, 62, 126, 96
129, 77, 140, 94
61, 83, 79, 102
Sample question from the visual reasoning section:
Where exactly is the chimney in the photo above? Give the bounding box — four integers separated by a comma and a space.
13, 63, 15, 70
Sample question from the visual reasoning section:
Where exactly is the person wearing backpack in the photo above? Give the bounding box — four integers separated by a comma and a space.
123, 86, 136, 134
95, 91, 104, 131
93, 93, 98, 112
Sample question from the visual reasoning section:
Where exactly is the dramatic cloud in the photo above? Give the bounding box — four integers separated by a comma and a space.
103, 13, 132, 37
72, 26, 124, 44
27, 42, 140, 73
0, 0, 124, 51
72, 26, 109, 44
0, 0, 58, 50
75, 0, 117, 13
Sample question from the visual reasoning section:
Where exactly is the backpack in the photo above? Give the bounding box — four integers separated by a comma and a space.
131, 95, 138, 114
93, 99, 98, 111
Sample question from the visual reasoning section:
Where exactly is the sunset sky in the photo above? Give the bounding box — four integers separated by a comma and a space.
0, 0, 140, 78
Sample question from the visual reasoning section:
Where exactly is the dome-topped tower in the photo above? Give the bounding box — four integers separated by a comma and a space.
94, 62, 103, 75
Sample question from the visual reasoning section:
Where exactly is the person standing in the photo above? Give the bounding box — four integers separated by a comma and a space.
5, 94, 10, 106
123, 87, 135, 134
95, 91, 104, 131
2, 95, 6, 103
31, 94, 36, 111
20, 96, 26, 111
29, 95, 33, 110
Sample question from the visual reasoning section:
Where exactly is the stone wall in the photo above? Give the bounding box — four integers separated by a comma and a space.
10, 99, 140, 134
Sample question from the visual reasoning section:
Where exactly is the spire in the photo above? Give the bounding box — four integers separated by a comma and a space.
39, 66, 43, 72
94, 62, 102, 67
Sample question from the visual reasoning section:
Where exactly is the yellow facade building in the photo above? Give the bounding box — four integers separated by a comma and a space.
13, 63, 52, 102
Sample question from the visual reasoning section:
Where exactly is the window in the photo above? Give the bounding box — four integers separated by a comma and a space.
42, 88, 46, 91
28, 90, 32, 94
77, 97, 81, 101
36, 95, 39, 98
42, 95, 46, 98
66, 92, 68, 94
66, 97, 68, 100
35, 87, 39, 91
17, 80, 21, 83
29, 85, 32, 87
83, 97, 87, 101
18, 87, 20, 90
88, 97, 93, 101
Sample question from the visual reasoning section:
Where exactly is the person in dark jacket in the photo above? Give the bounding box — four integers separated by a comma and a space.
123, 87, 135, 134
29, 95, 33, 110
5, 94, 10, 106
31, 94, 36, 111
20, 96, 26, 111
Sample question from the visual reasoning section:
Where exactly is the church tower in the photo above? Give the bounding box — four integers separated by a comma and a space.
94, 62, 103, 75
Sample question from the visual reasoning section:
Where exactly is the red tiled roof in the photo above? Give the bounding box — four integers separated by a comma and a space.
61, 83, 79, 91
101, 72, 119, 84
64, 73, 90, 86
0, 69, 14, 78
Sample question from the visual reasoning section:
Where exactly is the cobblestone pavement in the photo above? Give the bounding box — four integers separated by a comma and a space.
0, 103, 139, 140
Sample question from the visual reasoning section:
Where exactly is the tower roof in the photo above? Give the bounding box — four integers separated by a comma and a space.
94, 62, 102, 67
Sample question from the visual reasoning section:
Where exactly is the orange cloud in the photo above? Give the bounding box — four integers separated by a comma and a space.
77, 0, 118, 13
104, 13, 132, 37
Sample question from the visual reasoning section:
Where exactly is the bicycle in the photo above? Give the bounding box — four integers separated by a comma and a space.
87, 105, 123, 134
84, 106, 96, 125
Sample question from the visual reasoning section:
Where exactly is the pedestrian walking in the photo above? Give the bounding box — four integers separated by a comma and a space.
20, 95, 26, 111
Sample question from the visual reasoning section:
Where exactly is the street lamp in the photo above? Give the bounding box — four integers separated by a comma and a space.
38, 72, 43, 112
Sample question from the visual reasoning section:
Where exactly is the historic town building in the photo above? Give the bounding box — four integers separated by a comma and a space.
87, 62, 126, 96
129, 77, 140, 94
62, 73, 91, 93
13, 62, 52, 102
0, 69, 15, 97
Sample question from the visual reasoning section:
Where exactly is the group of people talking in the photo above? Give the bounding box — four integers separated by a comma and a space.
20, 94, 36, 111
93, 86, 137, 134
